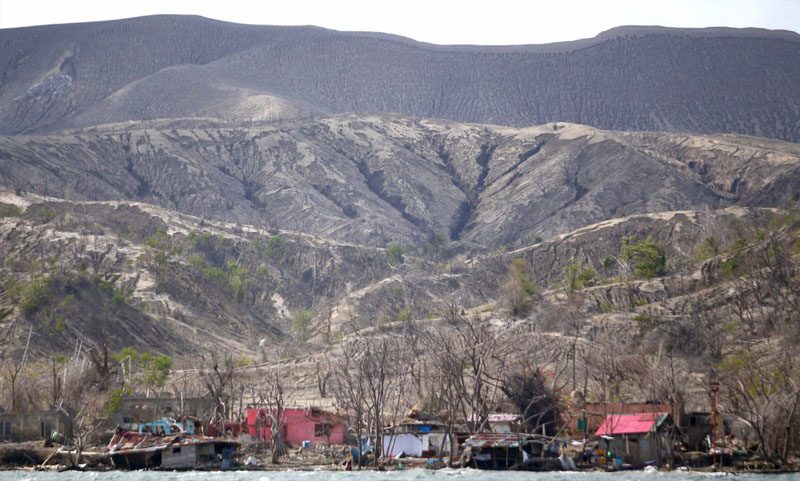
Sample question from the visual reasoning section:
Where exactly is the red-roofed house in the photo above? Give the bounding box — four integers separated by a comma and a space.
595, 412, 674, 467
567, 401, 675, 435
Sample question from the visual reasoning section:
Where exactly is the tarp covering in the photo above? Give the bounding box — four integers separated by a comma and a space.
383, 433, 423, 457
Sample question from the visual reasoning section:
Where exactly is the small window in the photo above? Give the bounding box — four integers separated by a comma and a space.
314, 423, 331, 437
164, 406, 173, 413
172, 447, 181, 453
123, 417, 133, 423
0, 421, 12, 438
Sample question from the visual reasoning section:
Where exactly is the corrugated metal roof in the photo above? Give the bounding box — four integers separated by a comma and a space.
468, 413, 521, 423
464, 432, 524, 448
595, 412, 668, 436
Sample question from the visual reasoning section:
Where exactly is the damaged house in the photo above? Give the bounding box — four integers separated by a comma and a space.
596, 412, 674, 467
0, 408, 73, 443
245, 406, 344, 446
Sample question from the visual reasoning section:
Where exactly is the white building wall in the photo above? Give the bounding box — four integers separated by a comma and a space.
383, 433, 423, 457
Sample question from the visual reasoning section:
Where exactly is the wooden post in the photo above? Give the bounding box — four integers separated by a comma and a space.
710, 381, 719, 470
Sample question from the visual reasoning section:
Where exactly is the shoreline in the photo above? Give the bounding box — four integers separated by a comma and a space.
2, 442, 798, 475
3, 463, 800, 475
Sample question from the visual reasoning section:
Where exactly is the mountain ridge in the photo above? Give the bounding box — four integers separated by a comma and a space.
2, 16, 799, 141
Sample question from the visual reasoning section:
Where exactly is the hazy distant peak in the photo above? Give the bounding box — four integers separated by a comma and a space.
595, 24, 800, 42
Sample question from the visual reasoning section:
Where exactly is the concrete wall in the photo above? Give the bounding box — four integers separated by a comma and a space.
0, 410, 72, 442
111, 397, 214, 426
601, 432, 672, 466
161, 444, 196, 469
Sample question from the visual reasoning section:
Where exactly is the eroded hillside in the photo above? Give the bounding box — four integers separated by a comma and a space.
3, 189, 797, 423
2, 115, 799, 251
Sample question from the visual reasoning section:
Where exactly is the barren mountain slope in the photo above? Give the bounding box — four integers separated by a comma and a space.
0, 192, 406, 358
2, 115, 799, 250
1, 16, 799, 140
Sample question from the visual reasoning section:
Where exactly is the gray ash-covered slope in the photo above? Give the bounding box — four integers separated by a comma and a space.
2, 114, 799, 249
1, 16, 800, 141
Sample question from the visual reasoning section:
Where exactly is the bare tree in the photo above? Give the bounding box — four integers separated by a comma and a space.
200, 353, 237, 427
315, 355, 331, 398
501, 368, 561, 436
331, 343, 367, 469
425, 303, 505, 434
254, 370, 288, 464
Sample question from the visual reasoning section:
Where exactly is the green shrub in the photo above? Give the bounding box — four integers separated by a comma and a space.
421, 233, 445, 259
190, 255, 251, 301
564, 263, 597, 292
719, 257, 740, 278
190, 231, 218, 252
503, 257, 536, 316
20, 276, 53, 315
395, 307, 412, 323
620, 237, 666, 279
111, 347, 172, 388
0, 202, 22, 217
266, 235, 285, 257
92, 275, 131, 307
112, 290, 129, 306
696, 236, 720, 262
292, 309, 315, 341
25, 204, 57, 223
385, 244, 405, 267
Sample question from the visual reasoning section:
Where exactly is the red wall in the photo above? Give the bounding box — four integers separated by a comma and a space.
245, 407, 344, 445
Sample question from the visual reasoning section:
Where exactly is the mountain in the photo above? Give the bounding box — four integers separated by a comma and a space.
2, 113, 799, 362
2, 115, 799, 250
1, 16, 800, 141
1, 17, 799, 435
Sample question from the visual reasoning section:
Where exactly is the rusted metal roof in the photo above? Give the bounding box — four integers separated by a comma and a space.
108, 431, 238, 454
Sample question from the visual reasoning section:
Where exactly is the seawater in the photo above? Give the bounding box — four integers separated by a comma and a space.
0, 470, 795, 481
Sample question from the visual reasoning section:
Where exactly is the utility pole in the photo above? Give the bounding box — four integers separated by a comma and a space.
710, 381, 719, 470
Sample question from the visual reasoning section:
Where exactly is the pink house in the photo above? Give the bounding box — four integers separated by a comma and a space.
245, 406, 344, 446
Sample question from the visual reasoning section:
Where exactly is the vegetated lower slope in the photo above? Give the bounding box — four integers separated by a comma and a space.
1, 115, 799, 250
1, 16, 800, 141
4, 187, 797, 435
248, 204, 800, 433
3, 197, 798, 462
0, 192, 407, 359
